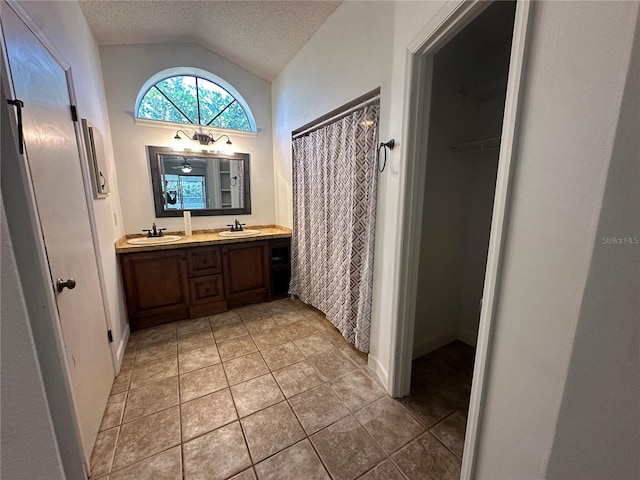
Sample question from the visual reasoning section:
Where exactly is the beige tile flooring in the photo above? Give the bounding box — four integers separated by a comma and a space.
90, 298, 474, 480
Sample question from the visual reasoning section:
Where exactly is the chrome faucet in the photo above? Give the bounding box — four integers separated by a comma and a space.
227, 219, 245, 232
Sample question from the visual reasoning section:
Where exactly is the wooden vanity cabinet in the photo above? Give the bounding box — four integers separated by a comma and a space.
120, 238, 287, 331
120, 249, 190, 330
222, 241, 270, 309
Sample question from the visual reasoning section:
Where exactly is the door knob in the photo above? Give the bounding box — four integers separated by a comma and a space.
56, 278, 76, 293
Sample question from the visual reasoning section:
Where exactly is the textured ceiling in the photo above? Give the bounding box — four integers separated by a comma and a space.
79, 0, 341, 81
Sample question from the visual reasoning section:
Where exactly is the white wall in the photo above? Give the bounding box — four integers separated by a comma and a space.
100, 43, 275, 234
545, 9, 640, 478
474, 2, 639, 478
272, 0, 446, 387
15, 0, 129, 366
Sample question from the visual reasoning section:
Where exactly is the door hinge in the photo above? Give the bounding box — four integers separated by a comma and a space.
7, 98, 25, 154
107, 330, 113, 343
70, 105, 78, 122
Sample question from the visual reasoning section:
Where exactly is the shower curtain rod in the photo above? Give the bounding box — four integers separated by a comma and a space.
292, 89, 380, 140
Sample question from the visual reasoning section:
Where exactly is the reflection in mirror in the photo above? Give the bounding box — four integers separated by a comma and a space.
147, 146, 251, 217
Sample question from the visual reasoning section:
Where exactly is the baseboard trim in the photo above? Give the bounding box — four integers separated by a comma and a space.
412, 331, 458, 359
457, 326, 478, 347
367, 354, 389, 393
115, 325, 130, 375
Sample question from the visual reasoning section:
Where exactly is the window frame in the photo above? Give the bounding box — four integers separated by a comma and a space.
134, 67, 257, 132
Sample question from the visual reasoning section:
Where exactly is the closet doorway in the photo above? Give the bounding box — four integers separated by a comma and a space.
393, 0, 530, 476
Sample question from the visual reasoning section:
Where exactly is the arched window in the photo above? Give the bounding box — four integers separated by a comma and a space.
135, 69, 256, 132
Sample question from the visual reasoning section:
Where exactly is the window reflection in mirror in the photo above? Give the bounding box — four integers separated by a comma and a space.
147, 146, 251, 217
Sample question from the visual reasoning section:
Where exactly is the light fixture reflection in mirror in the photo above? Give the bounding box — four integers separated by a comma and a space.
148, 146, 251, 217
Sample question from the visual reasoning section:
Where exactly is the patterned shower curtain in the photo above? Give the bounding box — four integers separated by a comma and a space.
290, 103, 380, 352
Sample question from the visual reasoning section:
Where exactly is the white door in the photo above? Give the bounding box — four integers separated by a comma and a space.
2, 5, 114, 463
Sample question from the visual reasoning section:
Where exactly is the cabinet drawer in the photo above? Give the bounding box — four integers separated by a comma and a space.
189, 275, 225, 305
187, 246, 222, 277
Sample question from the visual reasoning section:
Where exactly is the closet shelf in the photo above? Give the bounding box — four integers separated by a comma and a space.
460, 77, 508, 101
450, 137, 501, 154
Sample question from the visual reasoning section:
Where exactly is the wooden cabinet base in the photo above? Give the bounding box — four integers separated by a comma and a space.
190, 300, 227, 319
132, 308, 190, 331
226, 289, 269, 310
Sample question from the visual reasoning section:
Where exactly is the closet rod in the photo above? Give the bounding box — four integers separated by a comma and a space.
450, 137, 501, 153
292, 89, 380, 140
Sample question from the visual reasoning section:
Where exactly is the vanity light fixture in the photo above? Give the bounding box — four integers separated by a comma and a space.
173, 129, 233, 149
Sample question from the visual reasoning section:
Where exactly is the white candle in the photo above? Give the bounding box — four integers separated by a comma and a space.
184, 211, 192, 236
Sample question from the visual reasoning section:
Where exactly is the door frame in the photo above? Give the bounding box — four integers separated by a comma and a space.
1, 1, 116, 474
390, 0, 532, 478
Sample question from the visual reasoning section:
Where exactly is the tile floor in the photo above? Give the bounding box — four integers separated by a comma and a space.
90, 298, 474, 480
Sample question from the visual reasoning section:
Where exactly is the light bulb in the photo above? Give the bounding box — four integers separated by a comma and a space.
220, 139, 234, 155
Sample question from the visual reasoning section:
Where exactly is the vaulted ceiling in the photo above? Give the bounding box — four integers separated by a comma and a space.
79, 0, 341, 81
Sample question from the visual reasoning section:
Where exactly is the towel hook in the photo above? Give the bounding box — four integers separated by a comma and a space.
377, 139, 395, 173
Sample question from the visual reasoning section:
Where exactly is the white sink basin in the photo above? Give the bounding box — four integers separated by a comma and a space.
127, 235, 182, 245
218, 229, 261, 238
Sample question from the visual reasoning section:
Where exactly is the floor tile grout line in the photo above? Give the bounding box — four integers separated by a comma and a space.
108, 405, 183, 471
239, 398, 308, 465
428, 416, 465, 461
321, 377, 408, 462
181, 416, 238, 445
115, 371, 134, 439
306, 423, 341, 480
176, 349, 185, 480
350, 400, 425, 461
388, 456, 412, 480
355, 458, 395, 480
311, 407, 388, 477
393, 389, 455, 430
109, 376, 427, 475
425, 429, 464, 463
428, 407, 462, 431
220, 346, 256, 474
102, 303, 378, 479
118, 385, 181, 425
94, 424, 120, 478
105, 385, 126, 475
241, 381, 383, 480
106, 442, 183, 478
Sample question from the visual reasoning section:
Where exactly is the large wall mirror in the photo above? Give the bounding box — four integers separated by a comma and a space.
148, 146, 251, 217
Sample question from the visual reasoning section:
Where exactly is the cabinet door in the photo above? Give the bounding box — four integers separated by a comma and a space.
120, 250, 190, 330
222, 241, 270, 308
